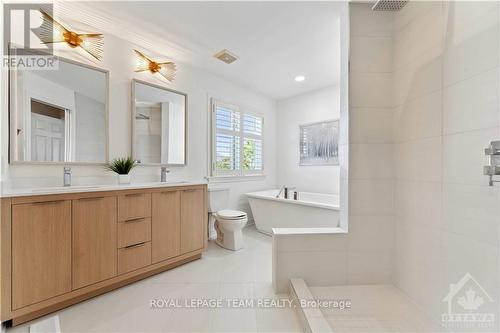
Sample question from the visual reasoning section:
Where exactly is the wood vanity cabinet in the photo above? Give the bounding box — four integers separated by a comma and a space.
0, 184, 207, 325
180, 189, 206, 253
152, 190, 180, 263
72, 196, 118, 289
117, 193, 152, 274
11, 200, 72, 310
150, 188, 207, 262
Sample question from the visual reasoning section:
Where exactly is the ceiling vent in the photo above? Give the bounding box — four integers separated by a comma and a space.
372, 0, 408, 11
214, 49, 238, 64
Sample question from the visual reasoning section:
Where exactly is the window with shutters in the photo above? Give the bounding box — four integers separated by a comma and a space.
211, 99, 264, 177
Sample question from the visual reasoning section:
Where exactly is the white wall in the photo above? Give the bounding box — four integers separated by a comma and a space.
1, 33, 277, 219
74, 92, 106, 162
392, 1, 499, 328
276, 86, 340, 195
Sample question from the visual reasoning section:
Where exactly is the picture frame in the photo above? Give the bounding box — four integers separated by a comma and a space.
299, 120, 339, 166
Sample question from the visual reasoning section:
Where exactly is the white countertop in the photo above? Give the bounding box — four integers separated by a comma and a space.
0, 181, 207, 198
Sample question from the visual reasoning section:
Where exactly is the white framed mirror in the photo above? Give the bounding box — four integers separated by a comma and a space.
131, 79, 187, 166
9, 47, 109, 164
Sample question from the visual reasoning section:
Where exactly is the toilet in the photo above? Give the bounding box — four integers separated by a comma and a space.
208, 187, 248, 251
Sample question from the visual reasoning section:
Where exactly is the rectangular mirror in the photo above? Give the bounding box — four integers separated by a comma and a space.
9, 49, 109, 164
132, 80, 186, 165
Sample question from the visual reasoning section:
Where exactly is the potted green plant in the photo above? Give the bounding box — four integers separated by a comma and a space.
105, 157, 137, 185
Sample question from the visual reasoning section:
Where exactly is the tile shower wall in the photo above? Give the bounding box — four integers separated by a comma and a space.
348, 4, 395, 284
392, 1, 500, 328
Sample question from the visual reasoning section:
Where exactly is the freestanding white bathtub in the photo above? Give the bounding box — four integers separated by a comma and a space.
246, 189, 340, 234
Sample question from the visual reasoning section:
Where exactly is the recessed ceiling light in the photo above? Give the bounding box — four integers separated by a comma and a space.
294, 75, 305, 82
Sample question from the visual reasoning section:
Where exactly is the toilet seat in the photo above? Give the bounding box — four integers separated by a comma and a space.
217, 218, 247, 227
216, 210, 247, 220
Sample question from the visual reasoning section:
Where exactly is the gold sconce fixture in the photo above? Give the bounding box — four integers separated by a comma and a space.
134, 49, 176, 82
35, 10, 104, 61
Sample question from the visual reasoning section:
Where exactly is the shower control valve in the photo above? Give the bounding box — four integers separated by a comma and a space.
485, 141, 500, 155
484, 140, 500, 186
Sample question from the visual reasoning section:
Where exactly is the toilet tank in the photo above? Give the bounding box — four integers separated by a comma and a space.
207, 187, 230, 213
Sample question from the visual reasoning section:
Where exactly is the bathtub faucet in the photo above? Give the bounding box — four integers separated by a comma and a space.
276, 186, 295, 199
284, 187, 296, 199
276, 186, 286, 198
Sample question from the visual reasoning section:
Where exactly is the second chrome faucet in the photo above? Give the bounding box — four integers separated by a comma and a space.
161, 167, 170, 182
63, 166, 71, 186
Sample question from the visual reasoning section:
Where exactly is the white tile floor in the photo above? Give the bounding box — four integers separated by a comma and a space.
309, 285, 444, 333
7, 226, 302, 333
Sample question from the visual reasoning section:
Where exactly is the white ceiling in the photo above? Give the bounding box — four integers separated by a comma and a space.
60, 1, 342, 101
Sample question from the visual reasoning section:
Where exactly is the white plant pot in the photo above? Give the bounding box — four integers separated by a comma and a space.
118, 174, 131, 185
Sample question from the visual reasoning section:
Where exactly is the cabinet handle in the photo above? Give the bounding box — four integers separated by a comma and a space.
78, 197, 104, 201
183, 189, 198, 192
125, 193, 143, 197
123, 217, 144, 223
125, 241, 146, 249
160, 191, 176, 196
32, 200, 64, 205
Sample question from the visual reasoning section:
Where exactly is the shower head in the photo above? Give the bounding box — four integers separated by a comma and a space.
372, 0, 408, 11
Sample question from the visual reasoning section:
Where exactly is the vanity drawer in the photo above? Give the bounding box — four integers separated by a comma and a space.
117, 217, 151, 248
117, 241, 151, 274
118, 193, 151, 221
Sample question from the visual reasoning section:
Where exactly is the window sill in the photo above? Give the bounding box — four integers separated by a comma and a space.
207, 175, 267, 183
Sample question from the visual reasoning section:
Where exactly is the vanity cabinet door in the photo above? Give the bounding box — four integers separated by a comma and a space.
72, 196, 117, 289
151, 191, 180, 263
12, 200, 72, 309
180, 188, 205, 254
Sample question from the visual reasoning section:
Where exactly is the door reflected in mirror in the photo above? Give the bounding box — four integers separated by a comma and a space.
132, 80, 186, 165
9, 48, 108, 164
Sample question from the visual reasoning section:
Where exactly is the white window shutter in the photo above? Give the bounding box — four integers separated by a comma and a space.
211, 100, 264, 177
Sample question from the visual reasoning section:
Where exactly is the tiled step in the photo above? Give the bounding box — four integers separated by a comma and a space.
290, 280, 444, 333
289, 278, 333, 333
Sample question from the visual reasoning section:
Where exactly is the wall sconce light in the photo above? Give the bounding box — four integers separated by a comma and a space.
35, 10, 104, 61
134, 49, 176, 82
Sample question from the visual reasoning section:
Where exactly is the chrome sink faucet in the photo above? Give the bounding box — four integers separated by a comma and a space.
63, 166, 71, 187
161, 167, 170, 182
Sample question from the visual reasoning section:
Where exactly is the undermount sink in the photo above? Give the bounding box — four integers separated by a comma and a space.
148, 181, 189, 185
30, 185, 103, 192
